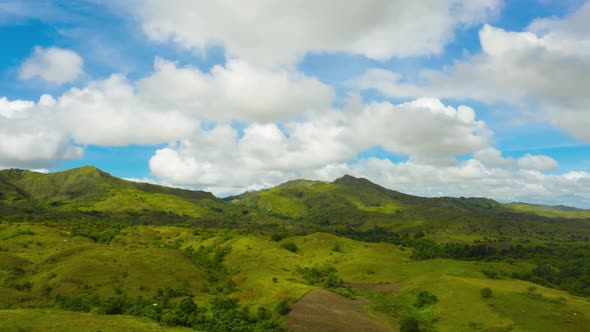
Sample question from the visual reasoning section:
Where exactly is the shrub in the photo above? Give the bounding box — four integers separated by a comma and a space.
271, 232, 287, 242
414, 290, 438, 308
480, 287, 493, 298
482, 269, 500, 279
400, 317, 420, 332
275, 300, 291, 315
331, 243, 343, 253
281, 242, 298, 253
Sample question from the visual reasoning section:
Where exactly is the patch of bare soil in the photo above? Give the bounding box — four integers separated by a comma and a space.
284, 289, 394, 332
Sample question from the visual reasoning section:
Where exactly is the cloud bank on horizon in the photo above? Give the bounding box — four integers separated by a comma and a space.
1, 0, 590, 207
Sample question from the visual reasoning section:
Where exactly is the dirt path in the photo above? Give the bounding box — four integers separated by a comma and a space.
284, 289, 394, 332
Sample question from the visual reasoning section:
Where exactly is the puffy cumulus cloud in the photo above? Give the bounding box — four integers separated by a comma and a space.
149, 98, 492, 193
0, 96, 83, 168
0, 97, 35, 119
473, 148, 558, 171
19, 46, 83, 84
473, 147, 515, 168
354, 3, 590, 141
1, 54, 333, 167
517, 154, 559, 171
54, 74, 198, 146
348, 99, 489, 164
138, 58, 333, 122
130, 0, 500, 65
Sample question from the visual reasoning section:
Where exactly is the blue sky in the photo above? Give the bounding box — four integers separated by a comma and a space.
1, 0, 590, 207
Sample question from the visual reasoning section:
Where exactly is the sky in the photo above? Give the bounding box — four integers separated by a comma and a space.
1, 0, 590, 207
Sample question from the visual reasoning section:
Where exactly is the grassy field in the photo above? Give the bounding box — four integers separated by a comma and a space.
2, 223, 590, 331
0, 309, 192, 332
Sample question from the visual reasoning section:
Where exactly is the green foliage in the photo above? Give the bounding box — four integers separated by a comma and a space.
480, 288, 493, 299
400, 317, 421, 332
331, 242, 342, 252
414, 290, 438, 308
295, 266, 343, 287
280, 242, 298, 253
270, 232, 287, 242
482, 269, 500, 279
275, 300, 291, 315
0, 229, 35, 241
182, 244, 236, 295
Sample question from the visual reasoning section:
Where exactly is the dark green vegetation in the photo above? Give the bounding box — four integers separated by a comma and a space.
2, 166, 590, 331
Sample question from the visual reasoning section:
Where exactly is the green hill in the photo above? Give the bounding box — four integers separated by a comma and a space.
3, 167, 590, 331
228, 174, 590, 243
0, 166, 215, 209
0, 166, 285, 229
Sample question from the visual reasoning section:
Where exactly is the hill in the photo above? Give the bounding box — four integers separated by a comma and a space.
0, 166, 283, 229
3, 167, 590, 330
0, 166, 215, 212
228, 174, 590, 243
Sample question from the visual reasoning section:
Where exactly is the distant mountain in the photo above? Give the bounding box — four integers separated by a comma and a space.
228, 174, 590, 240
2, 167, 589, 239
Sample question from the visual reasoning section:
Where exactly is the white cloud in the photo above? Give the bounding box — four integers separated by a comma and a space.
344, 158, 590, 207
473, 147, 515, 168
54, 74, 198, 146
149, 98, 492, 191
19, 46, 84, 84
130, 0, 500, 65
349, 99, 489, 163
354, 3, 590, 142
517, 154, 559, 171
124, 177, 159, 185
1, 54, 334, 155
138, 58, 333, 122
0, 96, 83, 168
145, 94, 583, 205
0, 97, 35, 118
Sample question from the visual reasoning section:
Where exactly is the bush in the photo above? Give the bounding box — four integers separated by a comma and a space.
400, 317, 420, 332
271, 232, 287, 242
331, 243, 343, 253
275, 300, 291, 315
295, 266, 342, 287
480, 287, 493, 298
482, 269, 500, 279
414, 290, 438, 308
281, 242, 298, 253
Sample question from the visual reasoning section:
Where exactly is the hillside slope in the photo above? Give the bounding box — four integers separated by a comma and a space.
228, 174, 590, 242
0, 166, 276, 227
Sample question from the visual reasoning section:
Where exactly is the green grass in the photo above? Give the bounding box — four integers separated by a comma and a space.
0, 309, 192, 331
507, 202, 590, 219
2, 223, 590, 331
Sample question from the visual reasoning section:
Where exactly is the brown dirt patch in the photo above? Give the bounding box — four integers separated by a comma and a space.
284, 289, 394, 332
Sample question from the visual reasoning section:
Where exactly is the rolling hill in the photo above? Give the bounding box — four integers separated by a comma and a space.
0, 166, 284, 229
2, 167, 590, 331
227, 174, 590, 243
